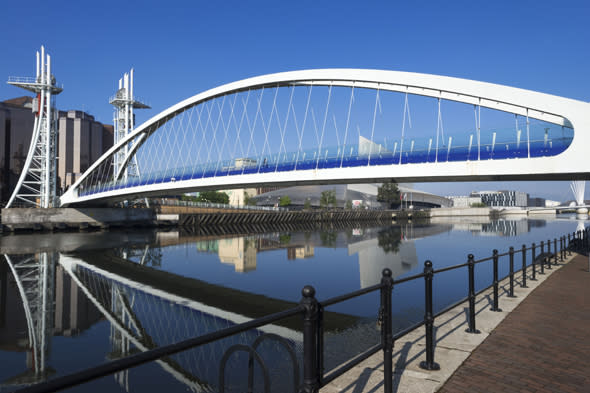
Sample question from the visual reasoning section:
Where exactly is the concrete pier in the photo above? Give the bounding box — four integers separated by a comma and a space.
1, 208, 155, 231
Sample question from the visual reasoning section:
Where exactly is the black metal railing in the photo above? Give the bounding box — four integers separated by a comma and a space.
15, 227, 589, 393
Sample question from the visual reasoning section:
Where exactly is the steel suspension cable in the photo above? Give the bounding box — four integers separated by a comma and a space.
340, 86, 354, 168
368, 87, 380, 166
316, 85, 332, 170
275, 86, 295, 172
295, 85, 312, 170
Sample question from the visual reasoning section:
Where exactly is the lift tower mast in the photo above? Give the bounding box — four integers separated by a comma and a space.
6, 46, 62, 208
109, 69, 150, 184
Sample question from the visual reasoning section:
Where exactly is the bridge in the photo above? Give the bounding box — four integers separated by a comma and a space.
58, 69, 590, 206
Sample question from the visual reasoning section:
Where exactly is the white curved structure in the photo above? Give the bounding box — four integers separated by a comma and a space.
8, 46, 62, 208
60, 69, 590, 206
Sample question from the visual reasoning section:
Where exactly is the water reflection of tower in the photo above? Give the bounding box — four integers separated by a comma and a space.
348, 239, 419, 288
2, 253, 56, 383
109, 285, 132, 391
1, 252, 102, 386
217, 237, 257, 272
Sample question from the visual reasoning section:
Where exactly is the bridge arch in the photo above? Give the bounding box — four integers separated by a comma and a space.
60, 69, 590, 206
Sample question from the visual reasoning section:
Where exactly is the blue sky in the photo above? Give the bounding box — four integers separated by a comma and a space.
1, 0, 589, 201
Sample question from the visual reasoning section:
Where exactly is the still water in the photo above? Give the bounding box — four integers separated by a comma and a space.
0, 216, 586, 392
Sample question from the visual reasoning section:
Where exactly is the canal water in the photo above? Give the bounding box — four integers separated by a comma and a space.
0, 215, 586, 392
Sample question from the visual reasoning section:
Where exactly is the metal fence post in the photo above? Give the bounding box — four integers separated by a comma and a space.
560, 236, 564, 262
490, 250, 502, 312
300, 286, 320, 393
554, 238, 558, 265
546, 239, 552, 270
521, 244, 528, 288
531, 243, 537, 281
466, 254, 480, 333
380, 268, 394, 393
568, 234, 572, 256
508, 247, 515, 297
420, 261, 440, 370
539, 241, 545, 275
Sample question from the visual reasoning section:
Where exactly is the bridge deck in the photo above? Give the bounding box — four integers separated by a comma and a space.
438, 252, 590, 393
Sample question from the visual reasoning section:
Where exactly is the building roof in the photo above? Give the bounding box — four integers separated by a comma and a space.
2, 96, 34, 108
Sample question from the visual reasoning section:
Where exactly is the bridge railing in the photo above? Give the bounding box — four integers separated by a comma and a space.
76, 131, 573, 199
15, 227, 589, 393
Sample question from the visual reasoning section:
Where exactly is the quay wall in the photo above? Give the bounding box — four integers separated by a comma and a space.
1, 208, 155, 230
178, 209, 392, 227
428, 207, 491, 217
0, 207, 393, 232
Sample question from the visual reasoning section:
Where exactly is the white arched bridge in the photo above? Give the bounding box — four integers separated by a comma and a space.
59, 69, 590, 206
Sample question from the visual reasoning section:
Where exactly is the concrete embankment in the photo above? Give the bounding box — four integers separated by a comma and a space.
427, 207, 556, 218
428, 207, 491, 217
1, 207, 155, 231
1, 207, 394, 232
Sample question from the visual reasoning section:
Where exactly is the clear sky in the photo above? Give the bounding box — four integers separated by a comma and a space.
1, 0, 589, 202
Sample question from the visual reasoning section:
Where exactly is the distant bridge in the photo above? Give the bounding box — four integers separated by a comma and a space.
59, 69, 590, 206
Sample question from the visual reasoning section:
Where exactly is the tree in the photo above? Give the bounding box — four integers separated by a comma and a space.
377, 226, 402, 254
279, 195, 291, 207
345, 200, 353, 210
377, 182, 401, 209
196, 191, 229, 204
244, 191, 257, 206
320, 230, 338, 247
181, 194, 199, 202
304, 198, 312, 210
320, 190, 337, 209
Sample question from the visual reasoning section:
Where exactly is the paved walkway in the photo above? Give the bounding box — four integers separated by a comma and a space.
321, 251, 589, 393
438, 253, 590, 393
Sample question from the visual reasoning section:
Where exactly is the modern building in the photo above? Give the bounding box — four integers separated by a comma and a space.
0, 96, 113, 203
471, 190, 528, 207
58, 110, 113, 192
251, 183, 451, 209
0, 97, 36, 202
527, 197, 546, 207
447, 195, 483, 208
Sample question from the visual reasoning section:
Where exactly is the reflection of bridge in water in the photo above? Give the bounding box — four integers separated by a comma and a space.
59, 253, 303, 392
1, 245, 364, 392
2, 251, 312, 392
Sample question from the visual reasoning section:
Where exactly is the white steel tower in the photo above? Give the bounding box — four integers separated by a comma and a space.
570, 180, 587, 215
109, 69, 150, 183
6, 46, 62, 208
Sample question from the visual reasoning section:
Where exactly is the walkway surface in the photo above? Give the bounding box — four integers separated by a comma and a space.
438, 252, 590, 393
321, 251, 589, 393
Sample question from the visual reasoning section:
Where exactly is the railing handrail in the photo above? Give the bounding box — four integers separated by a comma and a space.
16, 227, 588, 393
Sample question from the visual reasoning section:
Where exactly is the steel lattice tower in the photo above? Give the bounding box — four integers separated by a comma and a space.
6, 46, 62, 208
109, 69, 150, 184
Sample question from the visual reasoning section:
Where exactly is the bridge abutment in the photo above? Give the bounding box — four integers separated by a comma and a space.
1, 208, 156, 231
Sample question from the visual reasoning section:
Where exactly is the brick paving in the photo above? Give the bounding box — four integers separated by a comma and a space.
438, 253, 590, 393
